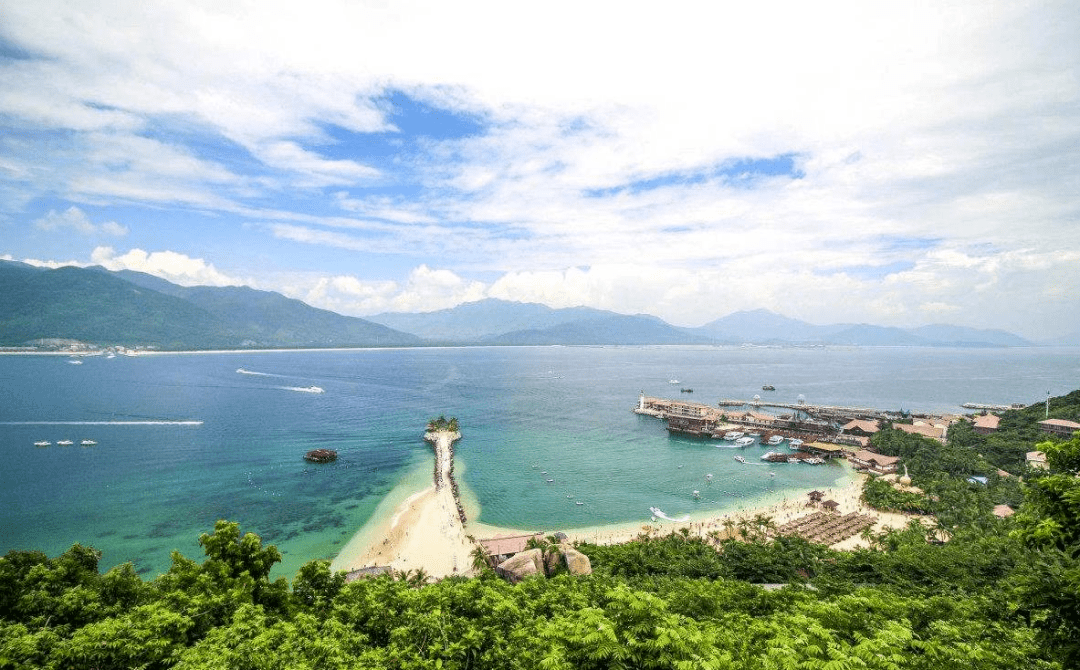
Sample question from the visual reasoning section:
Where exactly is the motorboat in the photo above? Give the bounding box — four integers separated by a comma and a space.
767, 435, 785, 445
760, 451, 777, 460
57, 440, 74, 446
787, 457, 800, 464
67, 359, 83, 365
723, 431, 744, 441
692, 490, 700, 499
705, 473, 713, 481
762, 385, 776, 391
80, 440, 97, 446
733, 455, 746, 464
576, 501, 584, 505
805, 458, 826, 465
788, 438, 804, 449
546, 478, 554, 483
734, 436, 755, 447
669, 379, 680, 384
34, 441, 50, 447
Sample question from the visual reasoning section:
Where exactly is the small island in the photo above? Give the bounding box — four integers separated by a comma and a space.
303, 448, 338, 463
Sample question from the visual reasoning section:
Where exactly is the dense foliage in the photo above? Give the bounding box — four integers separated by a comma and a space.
3, 394, 1079, 669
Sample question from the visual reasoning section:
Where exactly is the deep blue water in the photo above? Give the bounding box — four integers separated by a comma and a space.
1, 345, 1076, 578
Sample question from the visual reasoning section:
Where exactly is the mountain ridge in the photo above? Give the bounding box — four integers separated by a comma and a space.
0, 261, 1039, 349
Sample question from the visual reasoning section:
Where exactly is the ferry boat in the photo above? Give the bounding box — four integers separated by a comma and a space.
767, 435, 785, 445
723, 431, 744, 441
734, 436, 755, 447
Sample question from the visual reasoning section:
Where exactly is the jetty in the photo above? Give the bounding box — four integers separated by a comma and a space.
718, 398, 908, 422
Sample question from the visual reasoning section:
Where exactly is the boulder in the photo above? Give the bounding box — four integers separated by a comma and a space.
561, 547, 592, 576
495, 549, 544, 584
543, 547, 562, 576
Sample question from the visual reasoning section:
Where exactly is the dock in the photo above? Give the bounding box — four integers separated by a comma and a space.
718, 398, 907, 422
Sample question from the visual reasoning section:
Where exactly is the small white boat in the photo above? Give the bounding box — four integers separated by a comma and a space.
734, 436, 755, 447
788, 438, 804, 449
787, 457, 800, 464
723, 431, 744, 441
761, 452, 777, 460
806, 457, 825, 465
34, 441, 50, 447
692, 490, 700, 499
67, 359, 83, 365
57, 440, 74, 446
767, 435, 785, 445
733, 455, 746, 464
669, 378, 680, 384
80, 440, 96, 446
546, 478, 554, 483
576, 501, 584, 506
705, 473, 713, 481
769, 472, 776, 477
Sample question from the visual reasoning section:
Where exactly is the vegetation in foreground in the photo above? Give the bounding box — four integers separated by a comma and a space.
2, 396, 1079, 669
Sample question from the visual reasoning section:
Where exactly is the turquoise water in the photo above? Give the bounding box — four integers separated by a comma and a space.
1, 345, 1076, 577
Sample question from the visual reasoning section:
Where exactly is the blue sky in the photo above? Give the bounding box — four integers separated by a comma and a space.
1, 0, 1078, 339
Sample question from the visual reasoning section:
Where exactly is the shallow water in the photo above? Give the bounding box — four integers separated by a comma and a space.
1, 345, 1075, 577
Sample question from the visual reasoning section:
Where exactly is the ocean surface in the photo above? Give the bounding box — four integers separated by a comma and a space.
1, 345, 1076, 578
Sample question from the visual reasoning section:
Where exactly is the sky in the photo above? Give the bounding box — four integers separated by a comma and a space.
1, 0, 1078, 340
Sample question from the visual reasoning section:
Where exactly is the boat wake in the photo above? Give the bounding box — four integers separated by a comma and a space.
1, 420, 203, 426
280, 385, 325, 394
236, 368, 277, 377
649, 506, 691, 523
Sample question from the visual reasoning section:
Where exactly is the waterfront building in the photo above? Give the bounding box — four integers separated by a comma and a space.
850, 449, 900, 475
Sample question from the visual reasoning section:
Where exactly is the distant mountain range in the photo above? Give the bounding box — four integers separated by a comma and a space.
0, 261, 1046, 349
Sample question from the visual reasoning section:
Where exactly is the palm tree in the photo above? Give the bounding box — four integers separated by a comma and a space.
471, 545, 493, 573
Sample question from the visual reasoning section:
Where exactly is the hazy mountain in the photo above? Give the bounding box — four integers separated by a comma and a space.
482, 313, 716, 346
690, 309, 1033, 347
367, 299, 612, 342
0, 262, 419, 349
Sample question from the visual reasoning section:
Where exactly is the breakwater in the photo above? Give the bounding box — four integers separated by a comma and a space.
424, 428, 468, 525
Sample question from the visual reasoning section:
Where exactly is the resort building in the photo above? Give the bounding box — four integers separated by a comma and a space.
1038, 418, 1080, 438
1026, 450, 1048, 470
894, 421, 947, 441
479, 533, 546, 567
972, 414, 1000, 435
849, 449, 900, 475
840, 419, 880, 437
803, 442, 848, 460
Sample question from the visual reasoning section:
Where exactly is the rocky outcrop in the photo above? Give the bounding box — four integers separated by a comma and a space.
495, 548, 544, 584
494, 545, 592, 583
561, 546, 593, 576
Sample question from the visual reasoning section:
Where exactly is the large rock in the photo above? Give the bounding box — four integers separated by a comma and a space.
561, 547, 592, 576
495, 549, 544, 584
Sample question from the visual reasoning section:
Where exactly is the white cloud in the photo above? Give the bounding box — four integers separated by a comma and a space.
33, 206, 128, 236
89, 247, 241, 287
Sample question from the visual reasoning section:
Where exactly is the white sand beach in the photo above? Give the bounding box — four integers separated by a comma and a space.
333, 453, 923, 579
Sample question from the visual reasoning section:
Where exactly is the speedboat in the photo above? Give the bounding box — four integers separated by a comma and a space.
723, 431, 744, 441
692, 490, 700, 499
545, 478, 554, 483
733, 455, 746, 464
34, 441, 50, 447
767, 435, 785, 445
705, 473, 713, 481
576, 501, 584, 506
762, 384, 776, 391
669, 379, 680, 384
734, 436, 755, 447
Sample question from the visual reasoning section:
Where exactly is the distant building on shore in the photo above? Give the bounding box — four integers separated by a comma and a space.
850, 449, 900, 475
1026, 450, 1048, 469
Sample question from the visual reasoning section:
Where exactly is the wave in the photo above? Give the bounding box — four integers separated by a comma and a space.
280, 386, 325, 394
0, 420, 203, 426
649, 506, 691, 523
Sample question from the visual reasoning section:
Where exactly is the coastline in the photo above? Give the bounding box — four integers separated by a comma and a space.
332, 457, 920, 578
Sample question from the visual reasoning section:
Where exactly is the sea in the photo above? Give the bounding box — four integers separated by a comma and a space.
1, 345, 1076, 578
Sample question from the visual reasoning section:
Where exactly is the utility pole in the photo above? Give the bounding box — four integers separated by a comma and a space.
1046, 390, 1051, 418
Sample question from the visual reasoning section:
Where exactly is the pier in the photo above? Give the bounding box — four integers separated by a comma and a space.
718, 398, 908, 422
